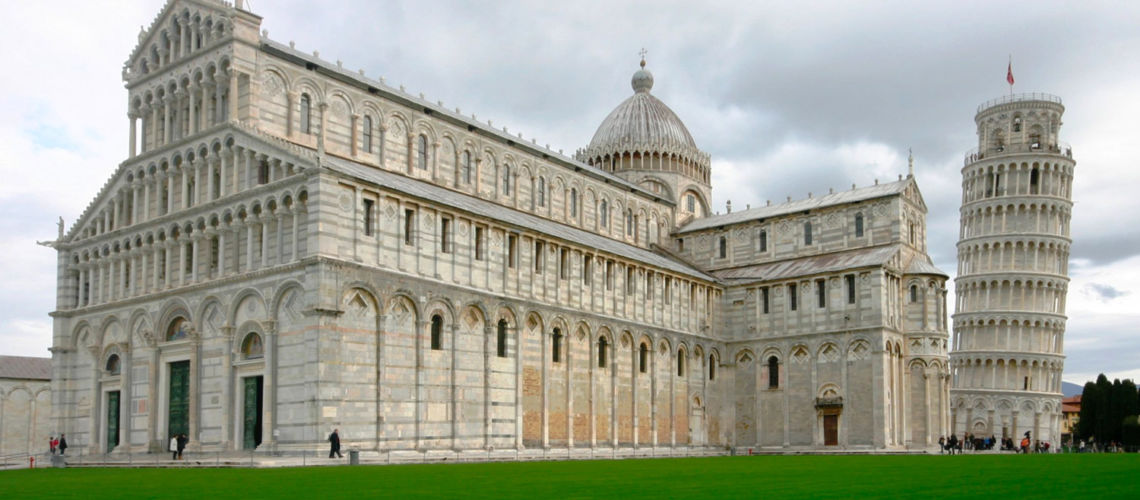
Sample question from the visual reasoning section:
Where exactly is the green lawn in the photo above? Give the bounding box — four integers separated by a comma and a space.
2, 454, 1135, 499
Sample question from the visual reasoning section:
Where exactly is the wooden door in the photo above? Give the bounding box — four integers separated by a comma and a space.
823, 414, 838, 446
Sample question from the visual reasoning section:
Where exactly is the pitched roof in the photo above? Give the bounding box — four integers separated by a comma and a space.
0, 356, 52, 381
678, 179, 911, 234
710, 244, 900, 282
323, 157, 717, 282
259, 39, 671, 207
906, 257, 949, 277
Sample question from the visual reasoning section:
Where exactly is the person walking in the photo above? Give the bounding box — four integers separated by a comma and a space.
938, 436, 946, 454
49, 436, 56, 455
170, 434, 179, 460
328, 428, 342, 459
177, 434, 188, 460
58, 434, 68, 456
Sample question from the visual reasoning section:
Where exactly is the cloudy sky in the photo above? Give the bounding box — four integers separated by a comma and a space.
1, 0, 1137, 386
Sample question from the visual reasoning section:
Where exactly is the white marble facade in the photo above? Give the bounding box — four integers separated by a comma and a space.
49, 0, 949, 456
0, 357, 52, 457
950, 95, 1074, 445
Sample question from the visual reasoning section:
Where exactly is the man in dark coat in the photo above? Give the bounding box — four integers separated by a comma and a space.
177, 433, 188, 460
328, 428, 343, 458
58, 434, 68, 455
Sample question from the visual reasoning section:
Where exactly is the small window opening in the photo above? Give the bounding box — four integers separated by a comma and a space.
430, 314, 443, 350
598, 337, 608, 368
552, 328, 563, 363
496, 320, 508, 358
404, 209, 415, 245
817, 278, 826, 308
639, 343, 648, 373
363, 199, 374, 236
768, 356, 779, 388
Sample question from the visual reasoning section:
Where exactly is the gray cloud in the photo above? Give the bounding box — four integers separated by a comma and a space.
1084, 283, 1130, 302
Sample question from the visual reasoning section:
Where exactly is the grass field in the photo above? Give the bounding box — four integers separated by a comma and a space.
2, 454, 1136, 499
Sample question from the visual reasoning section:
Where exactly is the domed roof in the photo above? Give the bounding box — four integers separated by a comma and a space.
585, 61, 699, 155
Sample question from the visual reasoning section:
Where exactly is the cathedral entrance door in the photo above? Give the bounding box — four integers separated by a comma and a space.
106, 391, 120, 452
242, 376, 264, 450
823, 414, 839, 446
168, 361, 190, 441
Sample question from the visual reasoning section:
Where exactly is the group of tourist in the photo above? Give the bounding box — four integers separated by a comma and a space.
939, 432, 1051, 454
47, 434, 68, 455
1072, 439, 1129, 453
169, 433, 189, 460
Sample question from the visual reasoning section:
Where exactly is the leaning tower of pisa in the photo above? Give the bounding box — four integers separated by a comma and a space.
950, 93, 1075, 446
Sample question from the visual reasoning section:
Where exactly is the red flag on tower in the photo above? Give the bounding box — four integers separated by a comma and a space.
1007, 60, 1015, 86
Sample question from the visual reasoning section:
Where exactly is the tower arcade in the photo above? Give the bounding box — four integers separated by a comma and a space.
950, 93, 1075, 445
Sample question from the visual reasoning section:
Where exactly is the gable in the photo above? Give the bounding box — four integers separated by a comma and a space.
903, 178, 928, 213
125, 0, 236, 79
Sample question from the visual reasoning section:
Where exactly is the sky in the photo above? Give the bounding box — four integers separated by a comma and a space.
1, 0, 1138, 387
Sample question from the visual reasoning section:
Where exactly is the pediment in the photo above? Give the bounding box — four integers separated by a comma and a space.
125, 0, 235, 79
903, 178, 928, 213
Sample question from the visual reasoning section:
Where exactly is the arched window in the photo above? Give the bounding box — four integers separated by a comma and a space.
241, 333, 264, 359
804, 221, 813, 245
639, 342, 648, 373
106, 354, 121, 375
166, 317, 189, 341
497, 319, 508, 358
501, 165, 511, 195
677, 350, 685, 376
362, 115, 373, 153
686, 194, 696, 212
626, 210, 633, 236
597, 337, 608, 368
768, 356, 779, 388
600, 200, 609, 227
552, 328, 563, 363
570, 188, 578, 217
854, 213, 864, 238
708, 354, 716, 380
759, 229, 768, 252
718, 236, 727, 259
430, 314, 443, 350
537, 177, 546, 207
461, 151, 473, 184
257, 159, 269, 185
417, 134, 429, 170
910, 285, 918, 303
1030, 168, 1040, 194
299, 93, 311, 134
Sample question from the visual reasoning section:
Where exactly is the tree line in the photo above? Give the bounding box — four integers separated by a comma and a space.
1077, 374, 1140, 448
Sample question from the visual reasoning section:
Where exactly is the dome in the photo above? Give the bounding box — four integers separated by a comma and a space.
584, 61, 699, 155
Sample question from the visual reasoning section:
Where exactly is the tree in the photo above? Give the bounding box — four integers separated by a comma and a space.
1078, 381, 1099, 440
1109, 379, 1124, 443
1122, 416, 1140, 449
1095, 374, 1112, 443
1120, 379, 1140, 422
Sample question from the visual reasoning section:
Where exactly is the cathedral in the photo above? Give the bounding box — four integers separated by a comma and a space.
48, 0, 953, 457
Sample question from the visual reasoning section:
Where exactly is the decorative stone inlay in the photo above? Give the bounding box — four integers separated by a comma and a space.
261, 72, 284, 98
